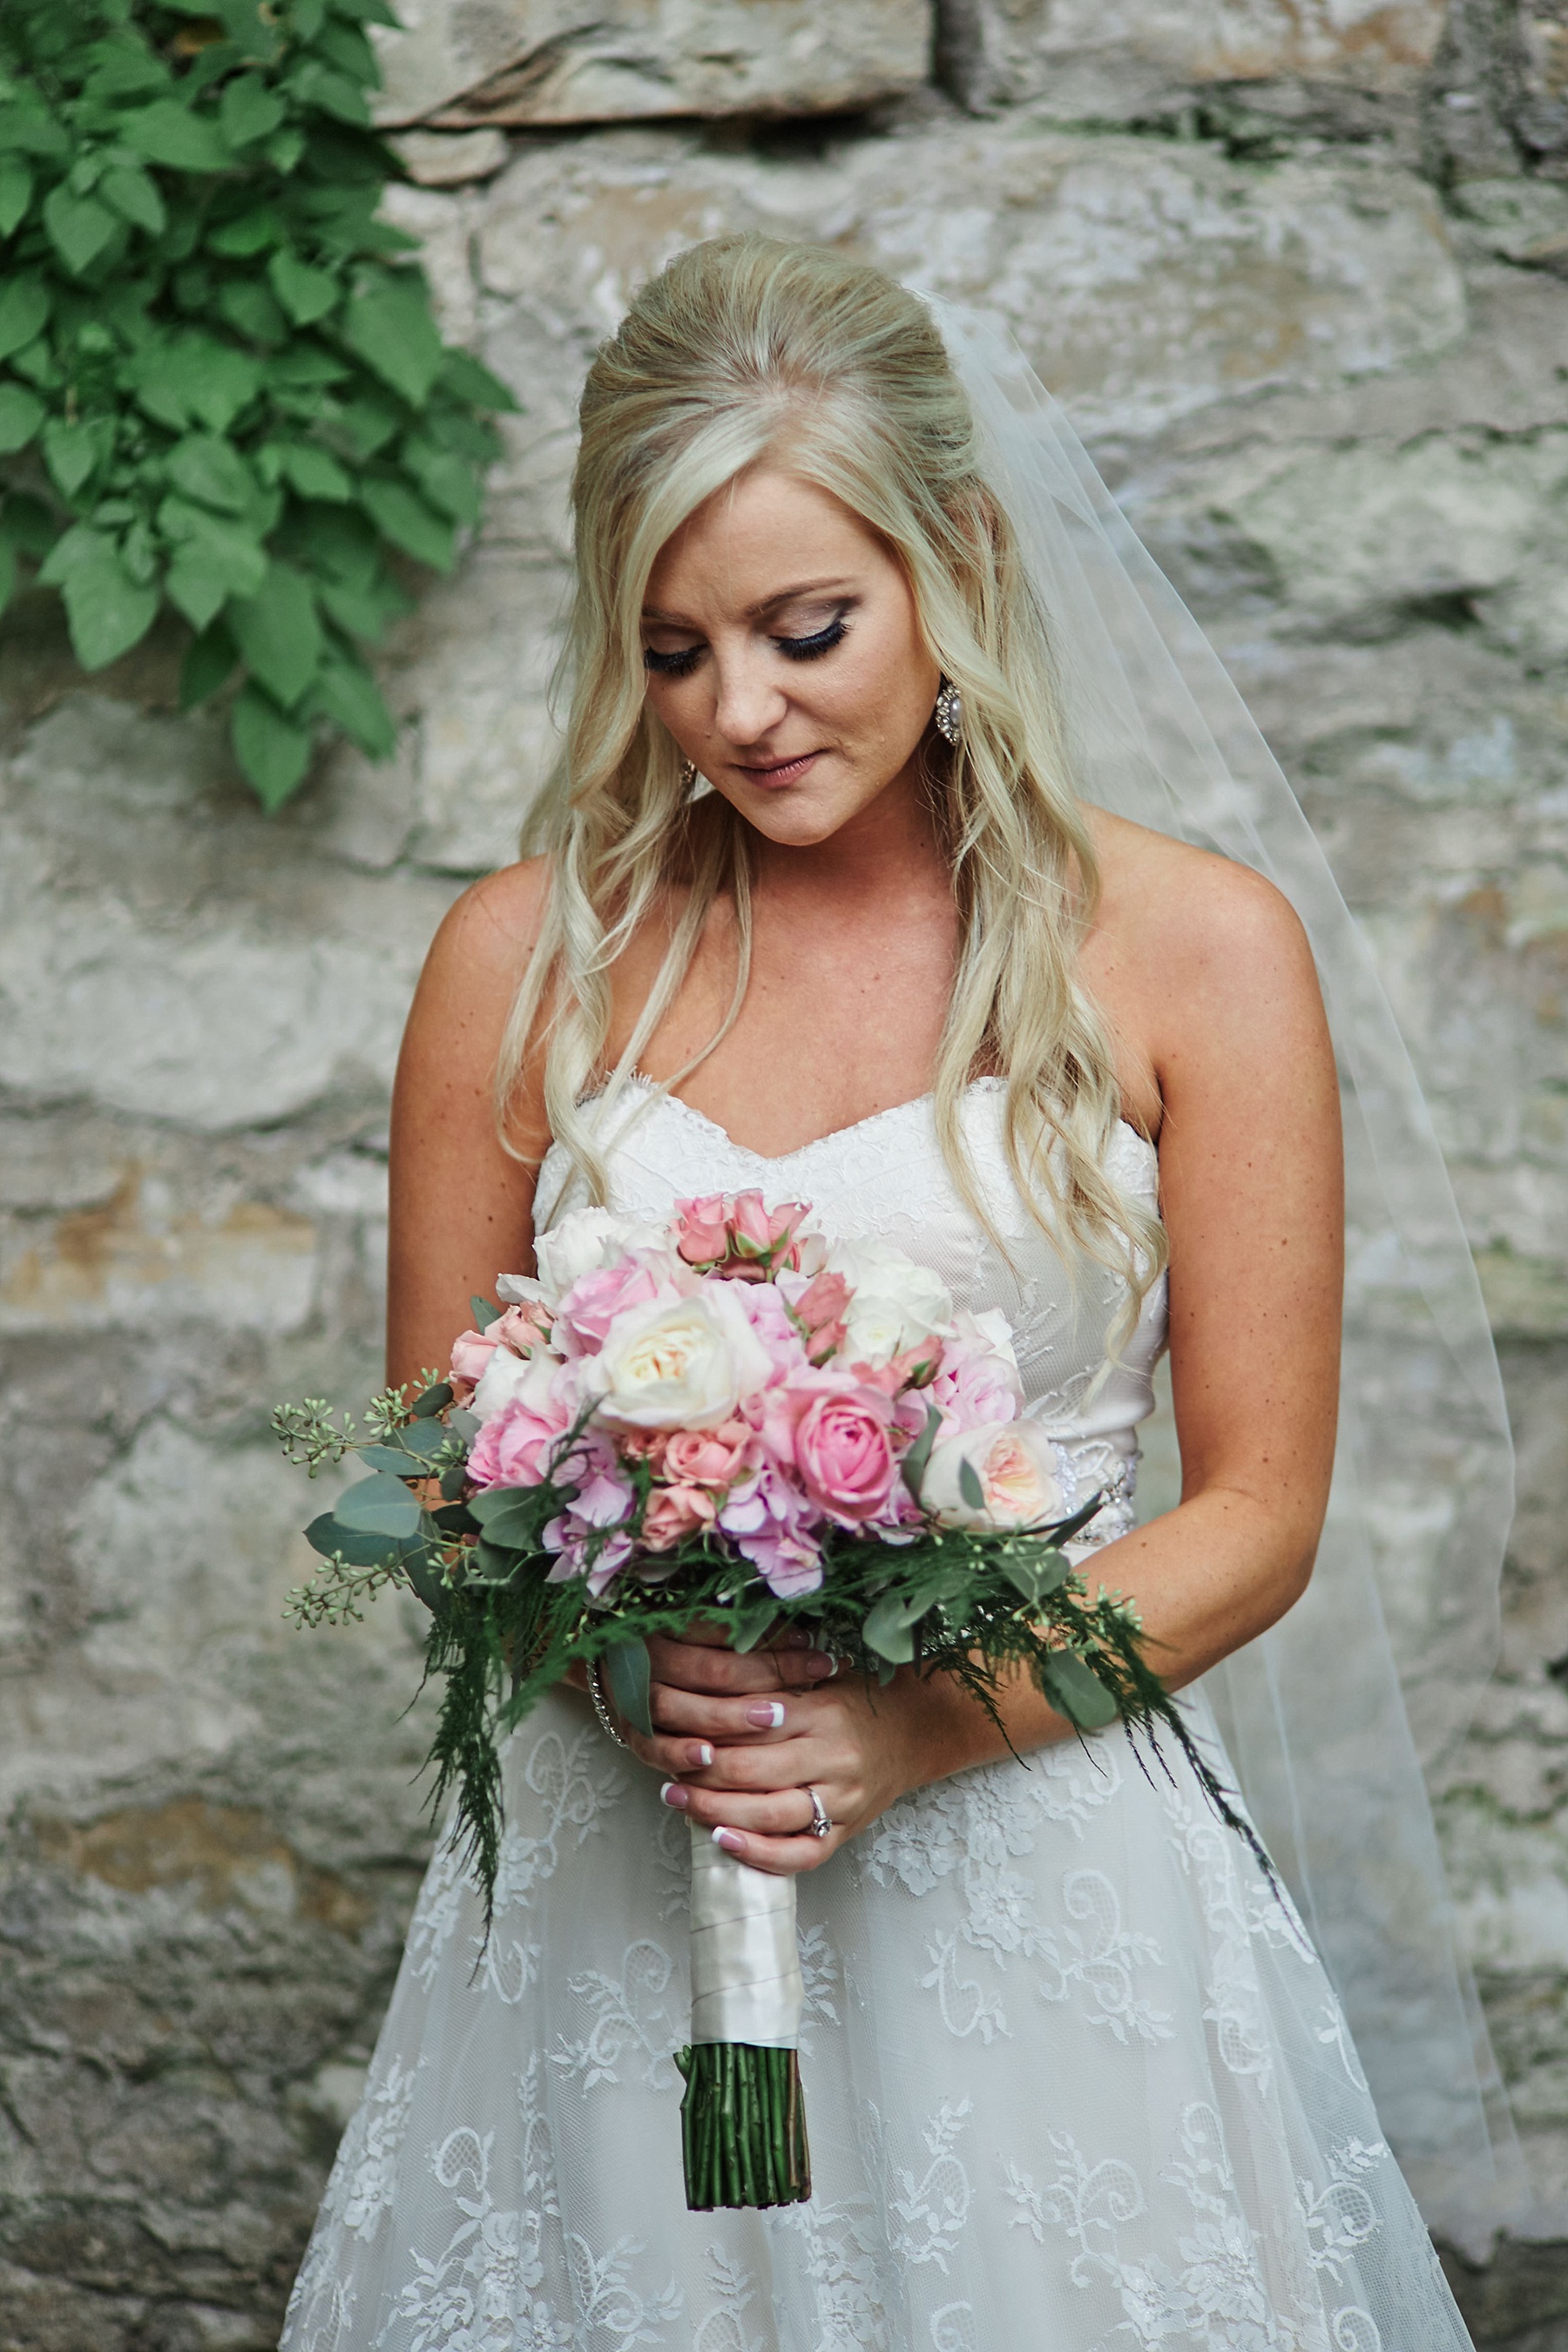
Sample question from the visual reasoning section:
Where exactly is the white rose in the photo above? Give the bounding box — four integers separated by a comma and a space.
584, 1287, 774, 1430
533, 1207, 672, 1307
472, 1345, 560, 1424
827, 1238, 953, 1369
923, 1420, 1065, 1530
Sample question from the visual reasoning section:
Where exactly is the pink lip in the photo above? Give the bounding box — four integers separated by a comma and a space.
733, 750, 821, 787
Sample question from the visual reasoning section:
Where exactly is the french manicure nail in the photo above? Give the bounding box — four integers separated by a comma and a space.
712, 1827, 744, 1853
689, 1741, 714, 1767
659, 1781, 689, 1810
746, 1700, 786, 1729
805, 1651, 836, 1679
781, 1626, 813, 1649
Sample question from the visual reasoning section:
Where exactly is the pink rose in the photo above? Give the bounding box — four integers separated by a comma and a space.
641, 1482, 718, 1551
664, 1421, 753, 1488
932, 1308, 1024, 1435
555, 1258, 665, 1355
449, 1326, 500, 1403
791, 1269, 849, 1363
466, 1391, 571, 1489
674, 1194, 731, 1266
792, 1382, 900, 1524
493, 1301, 552, 1354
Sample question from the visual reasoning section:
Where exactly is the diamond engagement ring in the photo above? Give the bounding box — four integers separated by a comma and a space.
806, 1786, 832, 1840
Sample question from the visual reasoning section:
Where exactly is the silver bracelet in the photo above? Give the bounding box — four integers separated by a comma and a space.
586, 1658, 632, 1750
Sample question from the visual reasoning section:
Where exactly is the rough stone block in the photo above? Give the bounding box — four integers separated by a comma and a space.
371, 0, 930, 131
936, 0, 1444, 117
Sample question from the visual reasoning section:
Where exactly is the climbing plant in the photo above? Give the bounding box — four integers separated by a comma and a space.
0, 0, 515, 808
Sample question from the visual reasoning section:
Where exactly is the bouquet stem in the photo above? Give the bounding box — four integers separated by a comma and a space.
679, 2041, 810, 2208
682, 1824, 810, 2211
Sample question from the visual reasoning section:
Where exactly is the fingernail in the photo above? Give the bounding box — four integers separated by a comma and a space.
659, 1781, 689, 1810
781, 1627, 813, 1649
712, 1827, 744, 1853
805, 1651, 837, 1680
688, 1741, 714, 1768
746, 1700, 786, 1729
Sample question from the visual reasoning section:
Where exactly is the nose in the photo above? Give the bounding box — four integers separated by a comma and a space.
709, 641, 789, 748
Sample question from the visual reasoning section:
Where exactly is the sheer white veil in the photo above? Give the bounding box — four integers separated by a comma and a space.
926, 297, 1524, 2252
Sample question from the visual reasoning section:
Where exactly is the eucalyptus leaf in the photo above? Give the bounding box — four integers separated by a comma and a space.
305, 1511, 400, 1567
604, 1639, 653, 1738
333, 1469, 423, 1538
958, 1456, 986, 1512
463, 1540, 521, 1589
1001, 1545, 1071, 1607
470, 1295, 501, 1329
400, 1541, 450, 1614
1043, 1651, 1120, 1732
862, 1592, 920, 1664
410, 1381, 454, 1419
899, 1402, 942, 1502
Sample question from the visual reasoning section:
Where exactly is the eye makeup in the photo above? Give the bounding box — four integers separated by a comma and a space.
641, 604, 854, 677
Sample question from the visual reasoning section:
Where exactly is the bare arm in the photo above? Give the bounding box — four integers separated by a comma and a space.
387, 860, 552, 1390
631, 855, 1345, 1871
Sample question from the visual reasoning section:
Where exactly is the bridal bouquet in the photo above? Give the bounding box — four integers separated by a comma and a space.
275, 1191, 1253, 2211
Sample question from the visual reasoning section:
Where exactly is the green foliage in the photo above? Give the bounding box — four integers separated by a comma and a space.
0, 0, 517, 808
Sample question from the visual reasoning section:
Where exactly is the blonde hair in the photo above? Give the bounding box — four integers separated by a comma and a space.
498, 233, 1165, 1313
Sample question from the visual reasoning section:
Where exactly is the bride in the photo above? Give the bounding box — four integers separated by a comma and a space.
280, 235, 1497, 2349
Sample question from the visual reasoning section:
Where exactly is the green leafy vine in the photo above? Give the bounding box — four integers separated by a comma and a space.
0, 0, 517, 807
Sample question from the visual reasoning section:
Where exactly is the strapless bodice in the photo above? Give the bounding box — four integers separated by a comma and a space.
535, 1073, 1167, 1544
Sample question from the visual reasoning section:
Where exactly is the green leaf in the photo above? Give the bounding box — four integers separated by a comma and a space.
359, 477, 455, 570
129, 336, 264, 435
179, 618, 239, 708
402, 436, 480, 524
0, 157, 32, 240
439, 347, 519, 411
0, 103, 70, 162
220, 73, 287, 147
287, 60, 371, 125
1043, 1651, 1121, 1733
99, 164, 166, 236
463, 1539, 521, 1588
470, 1295, 501, 1328
232, 681, 312, 808
409, 1380, 454, 1419
269, 248, 341, 326
269, 343, 351, 389
0, 275, 51, 362
120, 100, 231, 173
465, 1486, 537, 1551
604, 1639, 653, 1738
341, 274, 443, 407
46, 528, 159, 670
1001, 1545, 1072, 1607
862, 1592, 923, 1665
275, 441, 352, 501
1, 493, 58, 558
208, 205, 283, 258
304, 1510, 400, 1567
309, 651, 395, 756
900, 1403, 942, 1502
228, 558, 323, 706
0, 383, 44, 455
958, 1456, 986, 1511
44, 188, 119, 278
164, 522, 268, 630
0, 539, 15, 615
42, 416, 115, 501
167, 432, 255, 513
219, 280, 290, 345
315, 569, 410, 643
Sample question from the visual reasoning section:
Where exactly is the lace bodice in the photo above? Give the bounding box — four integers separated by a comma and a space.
535, 1074, 1167, 1547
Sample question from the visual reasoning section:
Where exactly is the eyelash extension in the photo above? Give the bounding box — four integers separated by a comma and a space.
776, 616, 848, 661
641, 614, 848, 677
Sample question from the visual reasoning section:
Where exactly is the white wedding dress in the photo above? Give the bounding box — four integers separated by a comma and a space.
280, 1077, 1475, 2352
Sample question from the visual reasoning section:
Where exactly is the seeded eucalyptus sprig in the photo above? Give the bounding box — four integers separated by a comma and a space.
0, 0, 517, 807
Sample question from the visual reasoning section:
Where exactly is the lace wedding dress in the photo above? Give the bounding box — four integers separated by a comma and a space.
280, 1077, 1475, 2352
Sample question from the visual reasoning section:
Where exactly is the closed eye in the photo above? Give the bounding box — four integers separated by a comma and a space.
643, 643, 703, 677
775, 617, 847, 661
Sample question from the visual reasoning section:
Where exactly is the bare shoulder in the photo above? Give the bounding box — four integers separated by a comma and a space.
1086, 808, 1315, 1001
421, 855, 553, 993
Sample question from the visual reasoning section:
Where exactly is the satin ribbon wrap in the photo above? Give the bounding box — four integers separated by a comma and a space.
688, 1825, 804, 2049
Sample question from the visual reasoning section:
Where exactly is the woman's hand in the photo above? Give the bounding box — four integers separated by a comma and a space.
616, 1625, 926, 1876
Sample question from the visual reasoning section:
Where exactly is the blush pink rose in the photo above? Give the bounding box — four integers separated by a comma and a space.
792, 1268, 849, 1363
792, 1382, 900, 1523
664, 1421, 753, 1488
466, 1392, 571, 1488
449, 1326, 500, 1402
554, 1258, 665, 1355
493, 1301, 552, 1354
641, 1482, 718, 1551
674, 1194, 731, 1266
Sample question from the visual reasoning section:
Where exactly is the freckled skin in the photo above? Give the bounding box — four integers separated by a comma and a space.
388, 465, 1343, 1874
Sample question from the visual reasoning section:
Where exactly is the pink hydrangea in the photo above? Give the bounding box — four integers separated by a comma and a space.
541, 1432, 639, 1593
718, 1461, 824, 1596
466, 1389, 572, 1488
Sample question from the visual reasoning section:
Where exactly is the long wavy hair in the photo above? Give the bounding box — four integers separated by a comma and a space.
497, 233, 1165, 1310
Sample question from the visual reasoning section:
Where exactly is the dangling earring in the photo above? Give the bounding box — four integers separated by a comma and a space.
679, 759, 698, 790
933, 679, 963, 746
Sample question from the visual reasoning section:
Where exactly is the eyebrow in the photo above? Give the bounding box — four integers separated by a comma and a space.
640, 578, 857, 626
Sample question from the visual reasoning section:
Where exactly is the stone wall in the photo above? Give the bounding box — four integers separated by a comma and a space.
3, 1, 1567, 2343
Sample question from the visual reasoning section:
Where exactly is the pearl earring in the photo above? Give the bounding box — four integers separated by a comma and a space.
933, 679, 963, 746
680, 759, 698, 789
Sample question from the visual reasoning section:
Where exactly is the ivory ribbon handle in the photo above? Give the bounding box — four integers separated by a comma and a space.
688, 1823, 804, 2048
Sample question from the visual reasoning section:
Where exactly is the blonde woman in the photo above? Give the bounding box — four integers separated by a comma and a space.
280, 238, 1502, 2349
